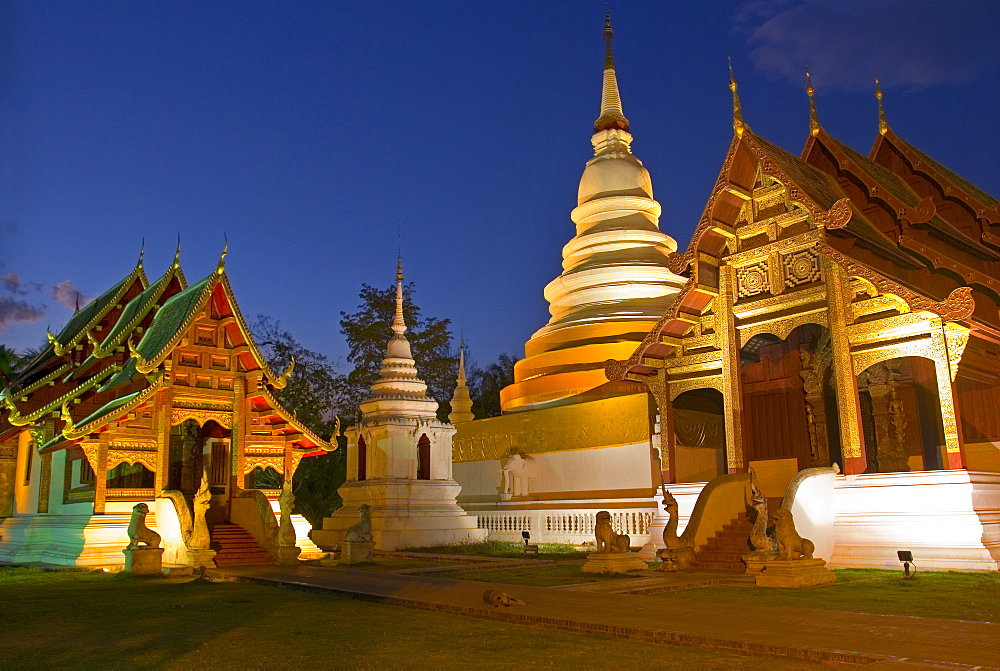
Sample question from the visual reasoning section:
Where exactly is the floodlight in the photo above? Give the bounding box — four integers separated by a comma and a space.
897, 550, 915, 578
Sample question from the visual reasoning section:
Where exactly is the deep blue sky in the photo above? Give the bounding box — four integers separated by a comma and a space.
2, 1, 998, 371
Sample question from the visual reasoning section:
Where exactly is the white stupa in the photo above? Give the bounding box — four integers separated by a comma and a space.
313, 259, 485, 551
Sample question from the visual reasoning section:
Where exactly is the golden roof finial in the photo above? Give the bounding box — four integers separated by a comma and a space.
806, 67, 820, 136
216, 236, 228, 275
172, 235, 181, 268
875, 76, 889, 135
729, 57, 746, 138
603, 9, 614, 70
137, 238, 145, 269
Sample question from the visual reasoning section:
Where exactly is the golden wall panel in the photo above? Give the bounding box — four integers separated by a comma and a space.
453, 393, 650, 463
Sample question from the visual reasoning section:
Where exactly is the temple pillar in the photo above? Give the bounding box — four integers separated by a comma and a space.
823, 260, 868, 474
717, 265, 745, 472
153, 389, 173, 495
93, 434, 110, 514
646, 372, 673, 484
932, 323, 966, 469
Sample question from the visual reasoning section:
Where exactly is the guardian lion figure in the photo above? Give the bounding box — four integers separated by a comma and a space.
346, 503, 373, 543
126, 502, 161, 550
594, 510, 630, 553
774, 508, 814, 560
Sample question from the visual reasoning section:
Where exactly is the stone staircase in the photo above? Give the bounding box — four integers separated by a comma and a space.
211, 523, 273, 566
690, 512, 752, 573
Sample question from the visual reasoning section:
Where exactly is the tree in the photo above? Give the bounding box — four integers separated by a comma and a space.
339, 282, 457, 423
0, 345, 23, 388
250, 315, 348, 525
469, 352, 518, 418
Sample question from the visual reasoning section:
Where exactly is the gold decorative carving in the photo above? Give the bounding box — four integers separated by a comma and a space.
942, 323, 971, 381
79, 441, 100, 473
37, 453, 52, 513
0, 445, 16, 460
668, 376, 724, 401
740, 311, 827, 345
453, 393, 650, 463
818, 243, 975, 321
783, 249, 822, 288
171, 408, 232, 429
104, 488, 155, 500
736, 260, 770, 298
245, 455, 284, 474
816, 198, 853, 229
799, 332, 832, 467
858, 362, 910, 473
107, 448, 158, 472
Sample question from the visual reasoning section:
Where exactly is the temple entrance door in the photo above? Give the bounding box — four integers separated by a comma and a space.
167, 419, 232, 522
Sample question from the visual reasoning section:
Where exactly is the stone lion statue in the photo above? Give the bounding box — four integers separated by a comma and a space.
126, 502, 161, 550
773, 508, 814, 560
594, 510, 630, 554
346, 503, 373, 543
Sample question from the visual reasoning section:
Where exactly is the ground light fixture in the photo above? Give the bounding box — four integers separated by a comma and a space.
897, 550, 916, 578
522, 531, 538, 555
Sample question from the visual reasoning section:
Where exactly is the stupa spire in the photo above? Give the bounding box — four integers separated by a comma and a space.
448, 340, 475, 424
360, 257, 438, 421
594, 11, 629, 133
806, 68, 820, 136
875, 77, 889, 135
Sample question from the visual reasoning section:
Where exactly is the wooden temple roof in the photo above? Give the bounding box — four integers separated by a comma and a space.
0, 253, 330, 453
607, 121, 999, 382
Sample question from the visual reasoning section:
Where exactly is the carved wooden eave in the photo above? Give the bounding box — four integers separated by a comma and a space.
249, 386, 331, 451
872, 130, 1000, 241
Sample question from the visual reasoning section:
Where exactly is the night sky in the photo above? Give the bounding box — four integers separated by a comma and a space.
2, 1, 998, 372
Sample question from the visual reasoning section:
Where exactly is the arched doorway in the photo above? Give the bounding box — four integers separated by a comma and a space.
740, 324, 839, 471
167, 418, 231, 522
671, 388, 726, 482
858, 356, 945, 472
417, 434, 431, 480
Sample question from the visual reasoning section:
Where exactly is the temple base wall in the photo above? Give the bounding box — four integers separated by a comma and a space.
313, 479, 485, 551
791, 470, 1000, 571
0, 509, 148, 566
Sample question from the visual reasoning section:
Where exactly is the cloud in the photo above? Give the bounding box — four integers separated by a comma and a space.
0, 295, 45, 328
736, 0, 1000, 92
0, 271, 25, 294
51, 280, 92, 310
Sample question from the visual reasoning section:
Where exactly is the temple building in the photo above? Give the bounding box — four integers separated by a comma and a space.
0, 247, 328, 566
602, 71, 1000, 570
451, 15, 682, 543
451, 18, 999, 571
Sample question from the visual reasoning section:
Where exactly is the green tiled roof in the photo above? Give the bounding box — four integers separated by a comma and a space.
135, 274, 214, 362
73, 392, 142, 431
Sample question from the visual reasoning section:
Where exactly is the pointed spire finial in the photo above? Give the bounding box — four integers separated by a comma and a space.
729, 58, 746, 138
594, 11, 629, 133
216, 235, 228, 275
137, 238, 145, 268
449, 338, 475, 424
875, 77, 889, 135
172, 235, 181, 268
603, 9, 614, 70
806, 68, 820, 136
392, 256, 406, 336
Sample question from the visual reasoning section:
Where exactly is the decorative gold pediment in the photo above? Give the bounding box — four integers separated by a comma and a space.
171, 408, 232, 428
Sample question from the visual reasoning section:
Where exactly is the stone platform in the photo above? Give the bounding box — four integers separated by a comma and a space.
755, 558, 837, 588
581, 552, 647, 573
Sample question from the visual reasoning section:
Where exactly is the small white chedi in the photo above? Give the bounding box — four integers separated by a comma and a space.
312, 260, 486, 551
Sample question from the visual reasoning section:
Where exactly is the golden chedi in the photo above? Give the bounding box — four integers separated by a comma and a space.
501, 14, 685, 411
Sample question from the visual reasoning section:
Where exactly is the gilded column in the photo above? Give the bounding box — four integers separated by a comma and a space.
93, 434, 110, 514
645, 371, 674, 484
154, 389, 173, 494
931, 323, 965, 469
823, 259, 868, 474
37, 453, 52, 513
232, 375, 249, 497
717, 265, 745, 472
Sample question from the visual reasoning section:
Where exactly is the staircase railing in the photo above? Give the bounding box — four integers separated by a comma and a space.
229, 489, 279, 561
680, 473, 751, 551
154, 490, 217, 567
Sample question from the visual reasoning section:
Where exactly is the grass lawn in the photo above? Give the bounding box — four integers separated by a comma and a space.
0, 567, 818, 670
650, 569, 1000, 623
441, 562, 645, 587
326, 557, 452, 572
403, 540, 591, 560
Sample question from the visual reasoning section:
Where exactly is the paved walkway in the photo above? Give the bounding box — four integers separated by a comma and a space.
213, 564, 1000, 669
